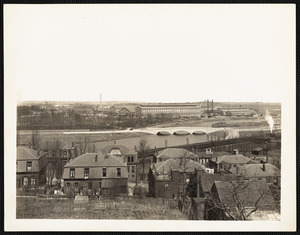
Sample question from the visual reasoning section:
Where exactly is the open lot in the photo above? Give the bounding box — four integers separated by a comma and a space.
16, 196, 187, 220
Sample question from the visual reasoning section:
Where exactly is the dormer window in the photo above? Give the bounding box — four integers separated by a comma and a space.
84, 168, 89, 179
70, 168, 75, 178
26, 161, 32, 172
110, 149, 122, 155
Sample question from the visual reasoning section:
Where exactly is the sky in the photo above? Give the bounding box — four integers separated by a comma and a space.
4, 4, 295, 103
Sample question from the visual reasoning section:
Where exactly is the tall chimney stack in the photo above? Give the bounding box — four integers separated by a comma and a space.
207, 100, 209, 114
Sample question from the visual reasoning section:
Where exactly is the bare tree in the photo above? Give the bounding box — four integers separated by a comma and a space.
31, 129, 41, 150
45, 139, 62, 187
77, 135, 94, 155
206, 179, 277, 220
136, 136, 150, 180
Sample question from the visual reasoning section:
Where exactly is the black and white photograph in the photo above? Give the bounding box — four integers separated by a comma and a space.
4, 3, 296, 231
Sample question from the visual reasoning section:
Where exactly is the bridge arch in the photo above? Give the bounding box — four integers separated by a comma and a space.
157, 131, 171, 136
173, 130, 190, 135
192, 130, 206, 135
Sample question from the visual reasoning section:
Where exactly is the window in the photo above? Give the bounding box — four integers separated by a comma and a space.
117, 168, 121, 177
66, 183, 70, 187
131, 166, 135, 173
84, 168, 89, 178
88, 182, 92, 189
26, 161, 32, 171
16, 162, 18, 171
127, 156, 134, 163
23, 177, 28, 186
99, 181, 102, 189
127, 166, 130, 172
273, 177, 278, 186
31, 178, 36, 186
165, 183, 169, 189
102, 168, 107, 177
70, 168, 75, 178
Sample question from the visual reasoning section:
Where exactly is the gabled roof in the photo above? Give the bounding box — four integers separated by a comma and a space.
212, 154, 257, 165
151, 159, 205, 177
17, 147, 39, 160
213, 180, 277, 213
200, 174, 237, 193
238, 163, 280, 178
64, 152, 127, 168
196, 151, 230, 159
156, 148, 198, 160
119, 106, 136, 113
96, 144, 137, 156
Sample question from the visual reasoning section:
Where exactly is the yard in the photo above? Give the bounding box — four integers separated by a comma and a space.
16, 196, 187, 220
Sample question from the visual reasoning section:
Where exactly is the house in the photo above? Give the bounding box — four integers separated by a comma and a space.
208, 154, 257, 174
62, 152, 128, 197
251, 147, 268, 156
38, 140, 75, 184
195, 149, 230, 166
96, 144, 138, 182
237, 163, 281, 186
148, 158, 205, 198
16, 146, 47, 189
154, 148, 198, 163
207, 179, 280, 220
118, 106, 136, 117
188, 173, 237, 198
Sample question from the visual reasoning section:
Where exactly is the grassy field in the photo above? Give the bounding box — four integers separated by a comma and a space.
16, 196, 187, 220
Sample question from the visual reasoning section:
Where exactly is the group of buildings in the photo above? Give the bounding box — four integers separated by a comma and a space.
106, 103, 258, 118
17, 137, 280, 220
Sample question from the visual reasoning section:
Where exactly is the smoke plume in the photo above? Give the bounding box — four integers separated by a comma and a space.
265, 110, 274, 133
225, 129, 240, 139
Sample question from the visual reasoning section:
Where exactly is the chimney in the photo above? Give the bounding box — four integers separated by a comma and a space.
207, 100, 209, 114
262, 162, 266, 171
95, 154, 98, 162
234, 149, 239, 155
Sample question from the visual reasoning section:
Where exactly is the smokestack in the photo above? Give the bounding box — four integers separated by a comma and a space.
207, 100, 209, 114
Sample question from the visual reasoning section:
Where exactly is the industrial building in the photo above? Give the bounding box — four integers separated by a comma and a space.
135, 104, 203, 117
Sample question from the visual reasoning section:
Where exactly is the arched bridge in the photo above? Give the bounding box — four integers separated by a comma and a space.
64, 126, 223, 135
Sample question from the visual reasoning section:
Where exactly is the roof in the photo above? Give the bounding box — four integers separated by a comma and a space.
138, 104, 199, 108
253, 147, 263, 152
200, 174, 237, 193
151, 159, 205, 178
156, 148, 198, 160
119, 106, 136, 113
17, 147, 39, 160
213, 180, 277, 214
96, 144, 137, 156
64, 152, 127, 168
238, 163, 280, 178
212, 154, 257, 165
196, 151, 230, 159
